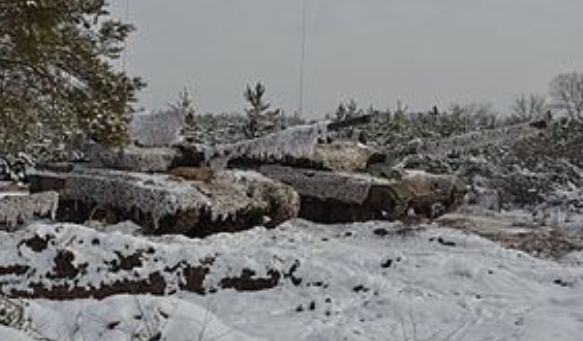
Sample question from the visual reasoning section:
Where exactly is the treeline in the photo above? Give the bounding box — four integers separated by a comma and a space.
1, 1, 582, 160
184, 70, 583, 149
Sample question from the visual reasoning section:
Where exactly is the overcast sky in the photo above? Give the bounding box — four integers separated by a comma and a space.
111, 0, 583, 117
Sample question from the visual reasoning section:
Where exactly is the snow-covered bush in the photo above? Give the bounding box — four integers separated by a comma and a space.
331, 103, 503, 148
183, 112, 241, 144
129, 108, 186, 147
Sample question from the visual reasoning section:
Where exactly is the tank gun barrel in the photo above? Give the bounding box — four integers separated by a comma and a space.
203, 114, 375, 170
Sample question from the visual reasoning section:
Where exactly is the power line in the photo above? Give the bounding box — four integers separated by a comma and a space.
298, 0, 308, 117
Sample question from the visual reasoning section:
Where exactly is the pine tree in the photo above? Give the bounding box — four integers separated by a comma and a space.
0, 0, 144, 157
330, 99, 365, 140
243, 82, 284, 139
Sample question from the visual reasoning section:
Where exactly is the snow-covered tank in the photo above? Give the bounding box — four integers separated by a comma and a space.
197, 118, 466, 224
28, 116, 465, 232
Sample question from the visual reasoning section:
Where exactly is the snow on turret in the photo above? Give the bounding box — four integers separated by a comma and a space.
209, 123, 328, 169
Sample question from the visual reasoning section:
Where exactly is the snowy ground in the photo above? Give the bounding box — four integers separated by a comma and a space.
2, 219, 583, 341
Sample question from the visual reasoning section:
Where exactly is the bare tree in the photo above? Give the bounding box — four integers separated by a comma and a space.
511, 93, 548, 122
549, 72, 583, 118
452, 102, 498, 129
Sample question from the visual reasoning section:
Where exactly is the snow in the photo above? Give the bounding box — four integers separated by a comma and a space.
1, 219, 582, 340
60, 168, 209, 226
27, 295, 265, 341
0, 325, 33, 341
534, 187, 583, 232
180, 220, 583, 341
88, 145, 178, 172
259, 165, 394, 204
418, 122, 542, 157
129, 109, 186, 148
53, 168, 290, 230
0, 192, 28, 199
210, 123, 328, 169
0, 191, 58, 229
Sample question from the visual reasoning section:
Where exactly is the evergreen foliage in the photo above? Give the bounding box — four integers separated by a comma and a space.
329, 101, 500, 148
328, 99, 366, 140
243, 82, 285, 139
0, 0, 144, 157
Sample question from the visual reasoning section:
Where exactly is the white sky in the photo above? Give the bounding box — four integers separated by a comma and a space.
111, 0, 583, 118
